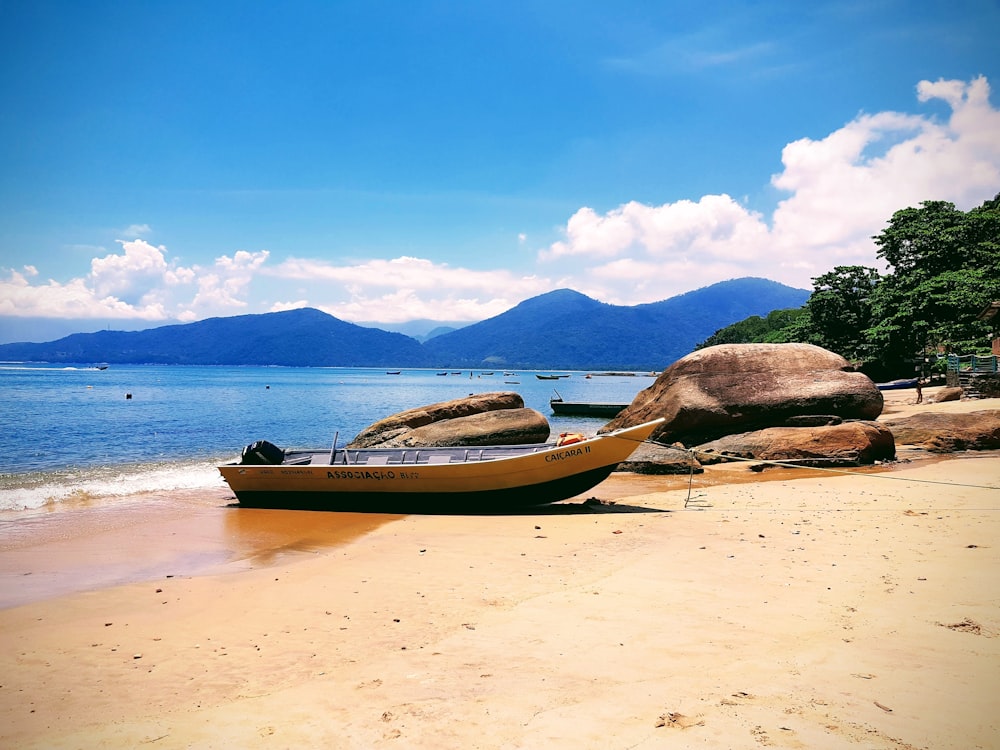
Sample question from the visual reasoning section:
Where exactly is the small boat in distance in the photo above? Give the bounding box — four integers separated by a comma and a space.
386, 371, 402, 375
218, 419, 664, 512
549, 391, 629, 418
876, 377, 918, 391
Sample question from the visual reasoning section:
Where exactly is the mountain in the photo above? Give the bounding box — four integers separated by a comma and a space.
422, 278, 810, 369
357, 318, 470, 342
0, 308, 430, 367
0, 278, 809, 369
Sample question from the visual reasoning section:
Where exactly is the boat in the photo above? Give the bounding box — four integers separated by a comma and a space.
549, 391, 629, 418
218, 418, 664, 512
386, 371, 401, 375
536, 374, 561, 380
876, 377, 919, 391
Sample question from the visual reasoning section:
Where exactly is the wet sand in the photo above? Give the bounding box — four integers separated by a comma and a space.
1, 388, 998, 748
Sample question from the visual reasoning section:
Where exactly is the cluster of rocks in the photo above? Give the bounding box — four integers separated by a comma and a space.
349, 344, 999, 474
603, 343, 892, 472
347, 391, 549, 448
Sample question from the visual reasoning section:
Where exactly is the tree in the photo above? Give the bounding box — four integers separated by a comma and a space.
867, 195, 1000, 370
802, 266, 881, 362
695, 308, 807, 348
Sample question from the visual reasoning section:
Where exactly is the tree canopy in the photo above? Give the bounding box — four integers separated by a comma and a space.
697, 193, 1000, 377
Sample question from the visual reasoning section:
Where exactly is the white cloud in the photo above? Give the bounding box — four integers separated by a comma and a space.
540, 76, 1000, 299
1, 241, 272, 322
3, 76, 998, 331
268, 255, 553, 323
90, 240, 171, 300
768, 75, 1000, 272
0, 266, 170, 320
188, 250, 270, 315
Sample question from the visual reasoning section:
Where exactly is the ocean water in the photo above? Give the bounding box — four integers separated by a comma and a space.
0, 364, 655, 512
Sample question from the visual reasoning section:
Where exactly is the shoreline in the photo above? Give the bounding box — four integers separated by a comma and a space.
2, 389, 998, 748
0, 449, 972, 611
1, 386, 987, 608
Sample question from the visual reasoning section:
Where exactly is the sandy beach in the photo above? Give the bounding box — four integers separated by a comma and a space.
2, 388, 998, 749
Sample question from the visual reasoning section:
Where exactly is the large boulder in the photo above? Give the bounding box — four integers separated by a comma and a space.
370, 408, 550, 448
693, 421, 895, 465
349, 391, 526, 448
881, 410, 1000, 452
601, 343, 883, 445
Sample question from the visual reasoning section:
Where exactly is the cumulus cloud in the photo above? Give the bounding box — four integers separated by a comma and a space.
189, 250, 270, 314
540, 76, 1000, 302
268, 255, 552, 323
3, 76, 998, 331
0, 241, 271, 322
90, 240, 171, 301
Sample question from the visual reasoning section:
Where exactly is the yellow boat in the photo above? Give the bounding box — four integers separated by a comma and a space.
218, 418, 664, 512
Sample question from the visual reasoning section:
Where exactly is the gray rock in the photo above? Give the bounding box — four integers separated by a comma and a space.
375, 408, 550, 448
616, 442, 704, 475
601, 343, 883, 445
349, 391, 525, 448
693, 421, 895, 465
881, 410, 1000, 452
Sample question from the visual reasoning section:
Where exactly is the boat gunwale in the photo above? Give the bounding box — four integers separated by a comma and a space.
221, 419, 663, 471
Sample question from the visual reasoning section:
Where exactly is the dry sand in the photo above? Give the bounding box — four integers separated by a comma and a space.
1, 388, 998, 749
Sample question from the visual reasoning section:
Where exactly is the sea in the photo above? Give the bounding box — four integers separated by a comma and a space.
0, 363, 656, 513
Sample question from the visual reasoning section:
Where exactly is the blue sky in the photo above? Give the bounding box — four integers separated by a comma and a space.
1, 0, 998, 342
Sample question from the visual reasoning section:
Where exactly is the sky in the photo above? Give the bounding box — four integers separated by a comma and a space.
1, 0, 999, 343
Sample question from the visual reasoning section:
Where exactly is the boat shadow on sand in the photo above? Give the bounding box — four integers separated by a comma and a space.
223, 497, 667, 516
503, 497, 667, 516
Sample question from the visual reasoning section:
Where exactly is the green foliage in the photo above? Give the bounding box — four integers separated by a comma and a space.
696, 308, 808, 348
867, 196, 1000, 367
695, 194, 1000, 375
803, 266, 881, 361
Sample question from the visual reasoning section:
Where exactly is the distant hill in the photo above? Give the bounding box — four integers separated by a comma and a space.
0, 278, 809, 369
0, 308, 430, 367
422, 278, 810, 369
358, 318, 469, 342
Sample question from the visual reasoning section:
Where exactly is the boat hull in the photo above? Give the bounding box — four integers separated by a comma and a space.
549, 400, 628, 417
876, 378, 918, 391
218, 420, 663, 512
228, 464, 618, 512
